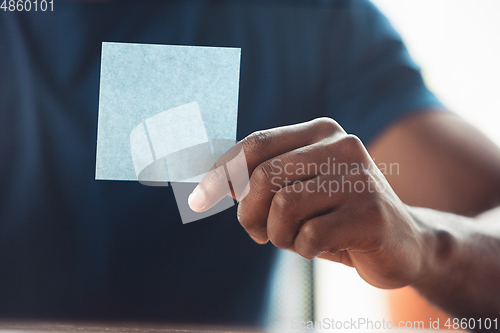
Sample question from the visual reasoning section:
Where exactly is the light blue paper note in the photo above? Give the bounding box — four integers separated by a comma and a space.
95, 42, 241, 183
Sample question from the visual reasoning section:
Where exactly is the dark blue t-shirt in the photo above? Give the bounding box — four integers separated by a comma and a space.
0, 0, 441, 326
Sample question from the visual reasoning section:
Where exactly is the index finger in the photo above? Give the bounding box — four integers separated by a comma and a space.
188, 118, 344, 212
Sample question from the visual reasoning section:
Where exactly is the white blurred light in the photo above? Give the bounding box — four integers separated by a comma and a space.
315, 0, 500, 322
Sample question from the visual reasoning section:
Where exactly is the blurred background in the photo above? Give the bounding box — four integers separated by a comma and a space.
315, 0, 500, 324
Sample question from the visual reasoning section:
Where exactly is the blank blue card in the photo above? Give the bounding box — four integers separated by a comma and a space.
95, 42, 241, 183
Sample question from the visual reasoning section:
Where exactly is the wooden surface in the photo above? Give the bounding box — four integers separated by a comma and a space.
0, 321, 448, 333
0, 322, 262, 333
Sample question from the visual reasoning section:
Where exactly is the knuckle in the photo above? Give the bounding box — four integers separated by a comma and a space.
327, 134, 367, 163
213, 143, 242, 170
272, 189, 299, 216
295, 222, 324, 260
242, 130, 271, 156
268, 223, 295, 249
253, 161, 276, 183
251, 161, 278, 195
272, 235, 295, 250
204, 164, 228, 185
313, 117, 342, 134
299, 222, 322, 248
341, 134, 365, 152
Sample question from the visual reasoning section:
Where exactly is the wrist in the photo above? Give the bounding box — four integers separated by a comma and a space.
406, 206, 460, 289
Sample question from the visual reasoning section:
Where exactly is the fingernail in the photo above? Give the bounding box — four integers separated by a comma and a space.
188, 185, 206, 212
250, 235, 267, 245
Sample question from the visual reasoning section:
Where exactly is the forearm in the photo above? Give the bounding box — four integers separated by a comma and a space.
409, 205, 500, 318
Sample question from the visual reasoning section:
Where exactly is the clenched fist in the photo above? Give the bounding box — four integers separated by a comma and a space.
188, 118, 428, 290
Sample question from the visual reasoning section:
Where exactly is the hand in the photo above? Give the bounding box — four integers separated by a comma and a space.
189, 118, 428, 289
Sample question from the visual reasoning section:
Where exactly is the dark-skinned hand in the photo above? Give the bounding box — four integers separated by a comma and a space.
188, 118, 427, 289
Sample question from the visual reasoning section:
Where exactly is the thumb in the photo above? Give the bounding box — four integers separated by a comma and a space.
188, 142, 250, 212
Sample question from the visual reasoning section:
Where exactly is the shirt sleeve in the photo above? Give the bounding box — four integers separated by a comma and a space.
326, 0, 445, 144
